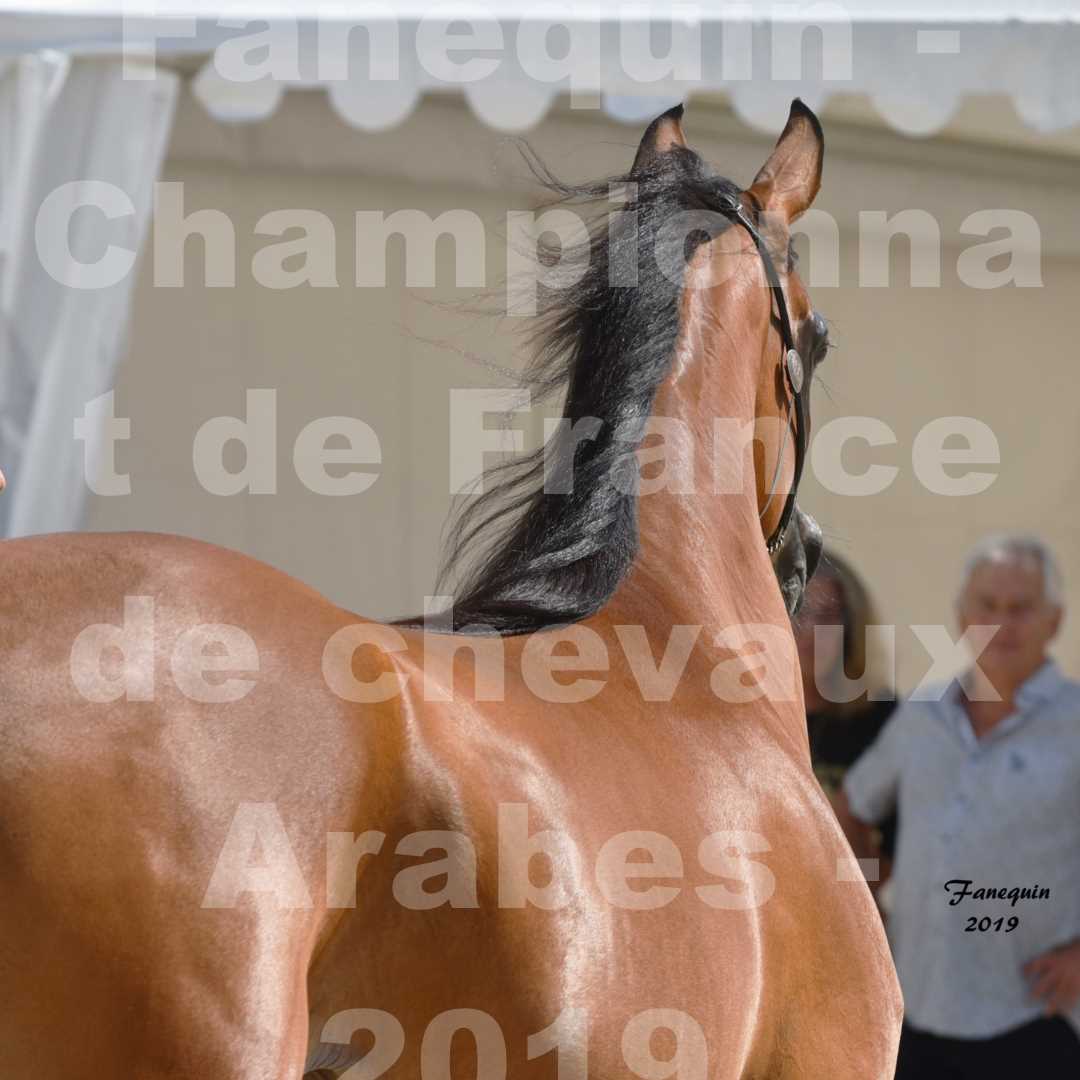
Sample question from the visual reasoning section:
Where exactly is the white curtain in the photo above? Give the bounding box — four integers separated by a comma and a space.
0, 53, 177, 537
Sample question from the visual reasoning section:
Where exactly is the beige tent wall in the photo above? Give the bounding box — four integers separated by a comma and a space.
85, 89, 1080, 691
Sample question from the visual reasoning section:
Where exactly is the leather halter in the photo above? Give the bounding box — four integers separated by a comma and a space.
717, 193, 808, 556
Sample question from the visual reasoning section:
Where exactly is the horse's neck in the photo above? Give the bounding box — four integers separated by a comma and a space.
605, 298, 786, 634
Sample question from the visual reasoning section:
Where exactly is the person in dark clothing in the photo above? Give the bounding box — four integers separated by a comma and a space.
792, 552, 898, 864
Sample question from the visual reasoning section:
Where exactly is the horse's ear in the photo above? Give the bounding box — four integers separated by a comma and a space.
631, 103, 687, 175
746, 99, 823, 223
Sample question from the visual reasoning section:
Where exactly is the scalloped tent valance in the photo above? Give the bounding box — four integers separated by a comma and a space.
1, 2, 1079, 136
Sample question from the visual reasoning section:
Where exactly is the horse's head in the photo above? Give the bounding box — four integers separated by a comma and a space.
425, 100, 829, 634
631, 100, 827, 616
746, 102, 826, 614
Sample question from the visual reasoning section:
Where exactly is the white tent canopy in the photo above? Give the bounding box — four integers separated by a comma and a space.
1, 1, 1080, 135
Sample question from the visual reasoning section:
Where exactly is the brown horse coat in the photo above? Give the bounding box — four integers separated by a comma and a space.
0, 103, 901, 1079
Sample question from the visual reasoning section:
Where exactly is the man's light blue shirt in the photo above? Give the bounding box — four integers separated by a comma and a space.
844, 659, 1080, 1039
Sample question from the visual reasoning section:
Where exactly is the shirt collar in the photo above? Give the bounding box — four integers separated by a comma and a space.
1014, 658, 1064, 709
949, 657, 1062, 710
944, 658, 1062, 746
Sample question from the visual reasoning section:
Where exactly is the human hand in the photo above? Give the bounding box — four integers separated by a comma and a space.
1024, 939, 1080, 1015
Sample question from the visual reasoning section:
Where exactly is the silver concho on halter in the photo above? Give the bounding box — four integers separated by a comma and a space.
785, 348, 804, 394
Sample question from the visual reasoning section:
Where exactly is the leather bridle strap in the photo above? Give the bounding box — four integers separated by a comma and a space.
720, 197, 808, 556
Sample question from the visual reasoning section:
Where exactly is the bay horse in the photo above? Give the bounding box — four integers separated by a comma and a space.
0, 101, 901, 1078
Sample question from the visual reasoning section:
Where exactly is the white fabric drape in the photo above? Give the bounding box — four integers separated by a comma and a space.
0, 54, 177, 537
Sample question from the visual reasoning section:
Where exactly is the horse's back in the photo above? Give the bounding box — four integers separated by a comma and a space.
0, 530, 378, 1078
0, 529, 370, 797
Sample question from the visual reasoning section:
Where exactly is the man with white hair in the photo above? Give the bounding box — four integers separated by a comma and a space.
836, 533, 1080, 1077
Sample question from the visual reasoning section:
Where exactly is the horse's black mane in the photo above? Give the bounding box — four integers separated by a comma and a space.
406, 139, 744, 636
